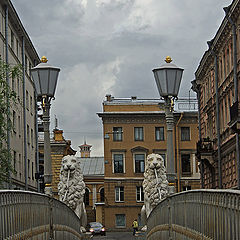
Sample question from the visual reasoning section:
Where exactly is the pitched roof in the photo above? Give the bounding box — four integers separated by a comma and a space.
77, 157, 104, 176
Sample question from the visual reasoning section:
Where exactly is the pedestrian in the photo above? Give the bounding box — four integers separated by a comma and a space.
132, 219, 138, 236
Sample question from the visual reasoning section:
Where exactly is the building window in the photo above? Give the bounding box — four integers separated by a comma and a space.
226, 48, 230, 73
115, 186, 124, 202
25, 55, 28, 72
18, 116, 21, 138
223, 53, 226, 78
29, 62, 32, 76
27, 125, 30, 144
181, 127, 190, 141
136, 186, 144, 202
155, 127, 164, 141
19, 153, 21, 178
11, 30, 14, 49
12, 77, 15, 91
26, 91, 29, 110
116, 214, 126, 227
113, 154, 124, 173
84, 188, 90, 206
13, 151, 16, 172
113, 127, 122, 141
32, 162, 34, 180
183, 186, 191, 191
28, 159, 30, 179
17, 78, 20, 96
30, 96, 33, 113
31, 129, 34, 147
16, 39, 19, 57
181, 154, 191, 175
134, 154, 145, 173
13, 110, 16, 133
100, 188, 104, 202
134, 127, 143, 141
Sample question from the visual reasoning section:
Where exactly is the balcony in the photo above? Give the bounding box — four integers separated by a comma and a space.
196, 138, 214, 165
229, 101, 240, 133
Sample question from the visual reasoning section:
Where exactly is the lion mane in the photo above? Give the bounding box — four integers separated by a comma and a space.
58, 155, 87, 230
143, 153, 169, 210
141, 153, 169, 230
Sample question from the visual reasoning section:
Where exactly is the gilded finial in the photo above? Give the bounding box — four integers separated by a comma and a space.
165, 56, 172, 63
41, 56, 48, 63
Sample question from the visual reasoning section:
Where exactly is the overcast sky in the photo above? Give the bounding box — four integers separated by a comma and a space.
12, 0, 232, 156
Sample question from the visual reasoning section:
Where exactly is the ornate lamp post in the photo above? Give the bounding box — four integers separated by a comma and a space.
152, 56, 184, 194
31, 56, 60, 196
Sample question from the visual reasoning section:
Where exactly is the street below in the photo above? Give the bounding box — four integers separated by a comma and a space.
92, 231, 146, 240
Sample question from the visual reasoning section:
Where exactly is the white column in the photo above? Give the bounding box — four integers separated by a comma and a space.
93, 184, 97, 208
192, 153, 196, 174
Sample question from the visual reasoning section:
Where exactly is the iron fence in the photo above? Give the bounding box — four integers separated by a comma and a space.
147, 189, 240, 240
0, 190, 83, 240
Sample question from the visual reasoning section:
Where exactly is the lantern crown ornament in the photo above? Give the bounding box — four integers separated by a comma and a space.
152, 57, 184, 98
41, 56, 48, 63
31, 56, 60, 98
165, 56, 172, 63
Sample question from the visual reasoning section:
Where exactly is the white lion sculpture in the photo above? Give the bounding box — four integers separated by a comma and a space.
58, 155, 87, 232
141, 153, 169, 231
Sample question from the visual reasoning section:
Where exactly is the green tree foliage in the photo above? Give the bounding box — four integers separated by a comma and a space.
0, 59, 22, 185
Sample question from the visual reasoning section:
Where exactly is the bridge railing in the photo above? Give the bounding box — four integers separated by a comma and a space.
0, 190, 83, 240
147, 189, 240, 240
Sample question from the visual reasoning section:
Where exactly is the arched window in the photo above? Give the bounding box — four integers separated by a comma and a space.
84, 188, 90, 206
100, 188, 104, 202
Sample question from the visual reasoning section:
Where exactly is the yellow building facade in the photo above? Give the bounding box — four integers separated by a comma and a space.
98, 95, 200, 230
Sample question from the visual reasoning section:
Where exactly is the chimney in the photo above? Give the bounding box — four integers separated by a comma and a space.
53, 129, 64, 141
106, 94, 113, 102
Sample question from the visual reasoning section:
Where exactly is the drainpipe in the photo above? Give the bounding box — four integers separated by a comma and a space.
33, 59, 40, 192
35, 93, 40, 192
22, 37, 28, 190
224, 7, 240, 190
176, 112, 183, 192
191, 80, 204, 188
4, 5, 11, 189
207, 40, 222, 189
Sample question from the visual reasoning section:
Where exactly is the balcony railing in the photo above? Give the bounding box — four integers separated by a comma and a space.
230, 101, 238, 122
197, 138, 213, 154
229, 101, 240, 133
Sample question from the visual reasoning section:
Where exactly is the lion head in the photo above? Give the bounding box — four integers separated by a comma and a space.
143, 153, 169, 214
58, 155, 85, 211
145, 153, 165, 171
61, 155, 78, 175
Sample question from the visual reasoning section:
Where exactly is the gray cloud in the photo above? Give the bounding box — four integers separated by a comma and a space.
12, 0, 232, 155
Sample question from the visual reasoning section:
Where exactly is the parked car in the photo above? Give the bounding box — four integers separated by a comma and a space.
87, 222, 106, 236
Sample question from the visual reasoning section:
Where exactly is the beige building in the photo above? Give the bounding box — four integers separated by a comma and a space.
77, 142, 105, 223
44, 136, 105, 223
1, 0, 40, 190
97, 95, 200, 230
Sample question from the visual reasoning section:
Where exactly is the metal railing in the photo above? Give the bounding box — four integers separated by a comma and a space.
0, 190, 83, 240
147, 189, 240, 240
